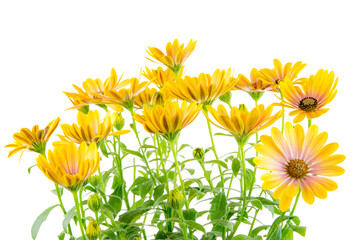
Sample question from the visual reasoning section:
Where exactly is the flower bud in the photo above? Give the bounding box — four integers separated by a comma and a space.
88, 194, 102, 212
193, 147, 205, 160
238, 104, 249, 114
219, 91, 232, 105
114, 112, 125, 130
88, 175, 100, 187
151, 91, 165, 106
86, 219, 101, 240
168, 189, 185, 210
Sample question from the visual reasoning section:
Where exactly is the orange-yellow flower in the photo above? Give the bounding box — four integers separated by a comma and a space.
134, 87, 170, 109
206, 104, 283, 145
254, 122, 345, 212
275, 69, 338, 123
64, 68, 126, 112
164, 69, 238, 105
142, 66, 184, 87
59, 110, 130, 145
258, 59, 306, 88
234, 68, 274, 101
6, 117, 60, 158
134, 100, 202, 141
37, 141, 100, 192
146, 39, 196, 74
100, 77, 150, 111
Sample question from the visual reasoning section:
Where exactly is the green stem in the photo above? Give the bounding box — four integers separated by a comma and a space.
283, 184, 301, 230
130, 109, 157, 184
114, 136, 130, 210
55, 183, 73, 236
97, 167, 108, 204
279, 90, 285, 133
248, 99, 259, 197
199, 160, 215, 194
226, 145, 241, 198
204, 110, 225, 192
178, 209, 188, 240
249, 209, 259, 235
267, 211, 286, 240
79, 187, 86, 229
72, 191, 86, 239
228, 144, 246, 239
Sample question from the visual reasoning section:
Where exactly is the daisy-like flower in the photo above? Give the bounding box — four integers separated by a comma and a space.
258, 59, 306, 88
134, 87, 170, 109
142, 66, 184, 88
6, 117, 60, 158
164, 69, 238, 106
234, 68, 274, 101
146, 39, 196, 75
134, 100, 202, 141
254, 122, 345, 212
64, 68, 126, 112
275, 69, 338, 123
206, 104, 283, 145
59, 110, 130, 145
37, 141, 100, 192
100, 77, 150, 111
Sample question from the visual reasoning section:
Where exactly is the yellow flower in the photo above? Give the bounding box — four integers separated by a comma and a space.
134, 100, 202, 141
101, 77, 150, 110
37, 142, 100, 192
64, 68, 126, 112
6, 117, 60, 158
86, 219, 101, 240
258, 59, 306, 88
142, 66, 183, 87
59, 110, 130, 145
234, 68, 274, 101
275, 69, 338, 123
164, 69, 238, 105
206, 104, 283, 145
134, 87, 170, 109
146, 39, 196, 74
254, 122, 345, 212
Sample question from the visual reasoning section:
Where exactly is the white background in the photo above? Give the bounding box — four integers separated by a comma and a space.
0, 1, 359, 239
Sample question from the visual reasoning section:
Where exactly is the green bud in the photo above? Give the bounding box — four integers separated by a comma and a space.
114, 112, 125, 130
238, 104, 249, 114
168, 189, 185, 210
193, 147, 205, 160
88, 194, 102, 212
86, 219, 101, 240
219, 91, 232, 105
88, 175, 100, 187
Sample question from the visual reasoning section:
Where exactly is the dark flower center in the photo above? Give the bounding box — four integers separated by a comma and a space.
298, 97, 318, 112
285, 159, 309, 179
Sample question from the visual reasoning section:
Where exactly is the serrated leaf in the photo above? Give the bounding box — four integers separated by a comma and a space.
31, 205, 59, 239
154, 183, 165, 200
184, 220, 205, 233
62, 207, 75, 233
210, 192, 227, 221
183, 209, 197, 221
140, 180, 153, 198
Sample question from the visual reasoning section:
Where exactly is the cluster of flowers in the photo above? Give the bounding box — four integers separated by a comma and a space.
6, 39, 344, 240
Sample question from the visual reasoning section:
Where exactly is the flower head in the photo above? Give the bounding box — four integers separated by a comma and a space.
86, 218, 101, 240
258, 59, 306, 88
134, 100, 202, 141
142, 66, 183, 87
206, 104, 283, 145
6, 117, 60, 158
254, 122, 345, 212
59, 110, 130, 145
164, 69, 237, 105
146, 39, 196, 74
37, 142, 100, 192
275, 70, 337, 123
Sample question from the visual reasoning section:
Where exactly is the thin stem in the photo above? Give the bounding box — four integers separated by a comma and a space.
72, 191, 86, 239
97, 167, 108, 204
283, 184, 301, 229
178, 209, 188, 240
226, 145, 241, 198
248, 99, 259, 197
79, 187, 86, 229
55, 183, 73, 236
267, 211, 286, 240
199, 160, 215, 194
248, 209, 259, 235
114, 136, 130, 210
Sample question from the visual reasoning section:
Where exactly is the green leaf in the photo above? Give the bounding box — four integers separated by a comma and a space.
283, 228, 294, 240
232, 158, 240, 176
28, 164, 37, 174
58, 232, 65, 240
185, 168, 195, 175
250, 225, 271, 237
210, 192, 227, 221
233, 235, 255, 240
122, 148, 144, 160
31, 204, 59, 239
214, 132, 233, 137
205, 160, 228, 169
290, 216, 301, 225
141, 144, 157, 149
153, 183, 165, 201
102, 229, 117, 240
184, 220, 205, 233
269, 226, 282, 240
209, 219, 233, 231
118, 208, 150, 224
246, 157, 255, 167
289, 224, 306, 237
250, 199, 263, 210
62, 207, 76, 233
183, 209, 197, 221
100, 141, 108, 158
140, 180, 153, 198
108, 185, 123, 214
178, 144, 192, 152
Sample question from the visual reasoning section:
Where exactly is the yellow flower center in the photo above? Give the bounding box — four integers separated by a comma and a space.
285, 159, 309, 179
298, 97, 318, 112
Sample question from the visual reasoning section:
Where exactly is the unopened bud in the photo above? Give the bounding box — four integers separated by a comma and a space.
193, 148, 205, 160
86, 219, 101, 240
168, 189, 185, 210
88, 175, 100, 187
219, 91, 232, 105
88, 194, 102, 212
238, 104, 249, 114
114, 112, 125, 130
